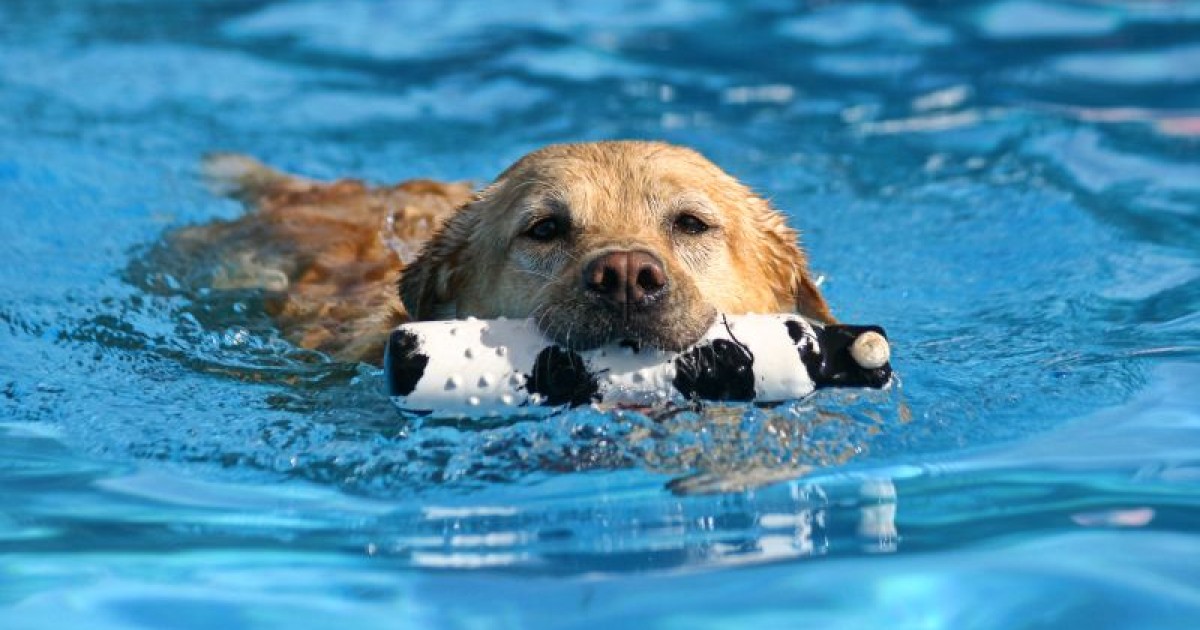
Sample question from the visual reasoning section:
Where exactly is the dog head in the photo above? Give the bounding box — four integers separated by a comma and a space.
400, 141, 834, 350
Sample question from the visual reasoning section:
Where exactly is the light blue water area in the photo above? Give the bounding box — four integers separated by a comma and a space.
2, 1, 1199, 628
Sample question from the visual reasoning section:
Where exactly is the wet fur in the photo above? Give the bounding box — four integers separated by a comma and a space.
177, 141, 834, 364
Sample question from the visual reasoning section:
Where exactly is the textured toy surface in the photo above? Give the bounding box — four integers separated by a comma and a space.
385, 314, 892, 417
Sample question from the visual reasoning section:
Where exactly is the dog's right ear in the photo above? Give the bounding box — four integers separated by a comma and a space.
398, 198, 485, 320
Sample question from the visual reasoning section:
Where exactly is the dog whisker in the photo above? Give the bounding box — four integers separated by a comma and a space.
517, 268, 557, 282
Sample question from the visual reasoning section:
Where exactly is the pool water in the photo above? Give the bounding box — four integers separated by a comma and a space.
2, 0, 1199, 627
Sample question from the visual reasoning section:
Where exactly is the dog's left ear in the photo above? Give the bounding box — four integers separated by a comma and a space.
751, 197, 837, 325
793, 266, 836, 324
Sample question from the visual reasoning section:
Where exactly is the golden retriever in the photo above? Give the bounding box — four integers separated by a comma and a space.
173, 141, 835, 364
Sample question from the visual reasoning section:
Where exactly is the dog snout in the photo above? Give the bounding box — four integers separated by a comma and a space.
582, 250, 668, 308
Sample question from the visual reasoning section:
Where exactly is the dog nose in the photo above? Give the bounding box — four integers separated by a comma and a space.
583, 250, 668, 307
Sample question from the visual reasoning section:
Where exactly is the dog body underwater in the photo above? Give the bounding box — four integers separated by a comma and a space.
174, 141, 836, 364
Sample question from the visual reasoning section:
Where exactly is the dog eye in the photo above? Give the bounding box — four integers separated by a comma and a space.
673, 213, 710, 235
523, 217, 566, 242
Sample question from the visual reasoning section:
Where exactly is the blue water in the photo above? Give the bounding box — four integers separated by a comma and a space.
2, 1, 1199, 627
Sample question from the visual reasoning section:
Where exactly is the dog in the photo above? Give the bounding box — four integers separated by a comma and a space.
174, 141, 835, 364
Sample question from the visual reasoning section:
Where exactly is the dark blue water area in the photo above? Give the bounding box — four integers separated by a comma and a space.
2, 1, 1200, 627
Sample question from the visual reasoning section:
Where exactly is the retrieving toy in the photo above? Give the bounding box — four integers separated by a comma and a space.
385, 314, 891, 417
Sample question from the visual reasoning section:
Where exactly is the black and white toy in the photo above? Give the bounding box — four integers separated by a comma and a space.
384, 314, 892, 417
